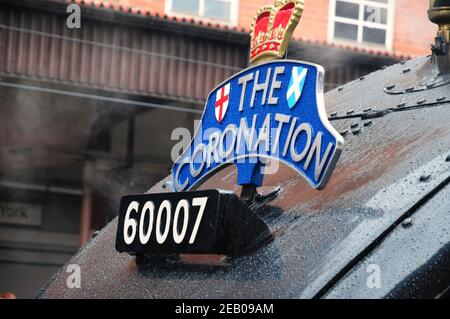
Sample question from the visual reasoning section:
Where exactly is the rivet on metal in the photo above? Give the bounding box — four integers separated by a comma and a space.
401, 218, 413, 228
397, 102, 407, 108
402, 68, 411, 74
350, 123, 359, 129
445, 155, 450, 162
417, 99, 427, 105
363, 120, 373, 127
330, 112, 338, 117
363, 108, 373, 112
340, 129, 349, 136
437, 97, 446, 102
419, 175, 431, 182
338, 87, 344, 91
359, 76, 365, 81
346, 109, 355, 115
352, 128, 362, 135
386, 84, 396, 90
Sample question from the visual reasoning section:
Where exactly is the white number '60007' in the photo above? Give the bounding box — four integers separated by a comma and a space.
123, 197, 208, 245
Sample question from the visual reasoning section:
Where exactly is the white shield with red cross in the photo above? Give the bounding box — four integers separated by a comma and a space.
215, 83, 230, 123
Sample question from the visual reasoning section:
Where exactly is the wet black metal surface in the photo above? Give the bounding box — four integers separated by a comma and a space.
38, 55, 450, 298
324, 182, 450, 299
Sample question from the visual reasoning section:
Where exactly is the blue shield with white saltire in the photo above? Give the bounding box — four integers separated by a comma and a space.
287, 66, 308, 109
171, 60, 344, 192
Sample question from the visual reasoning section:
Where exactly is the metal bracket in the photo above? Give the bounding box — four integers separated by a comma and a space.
431, 35, 449, 57
240, 184, 282, 206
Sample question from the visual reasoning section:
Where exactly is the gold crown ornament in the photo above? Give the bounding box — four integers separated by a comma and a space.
249, 0, 304, 65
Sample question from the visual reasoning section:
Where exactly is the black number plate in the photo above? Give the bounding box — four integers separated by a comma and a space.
115, 190, 221, 254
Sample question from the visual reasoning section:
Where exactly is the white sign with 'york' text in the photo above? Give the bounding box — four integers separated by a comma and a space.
0, 202, 42, 226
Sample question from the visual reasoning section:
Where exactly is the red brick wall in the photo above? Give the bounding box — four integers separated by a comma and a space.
296, 0, 329, 41
393, 0, 436, 56
102, 0, 164, 12
91, 0, 436, 57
